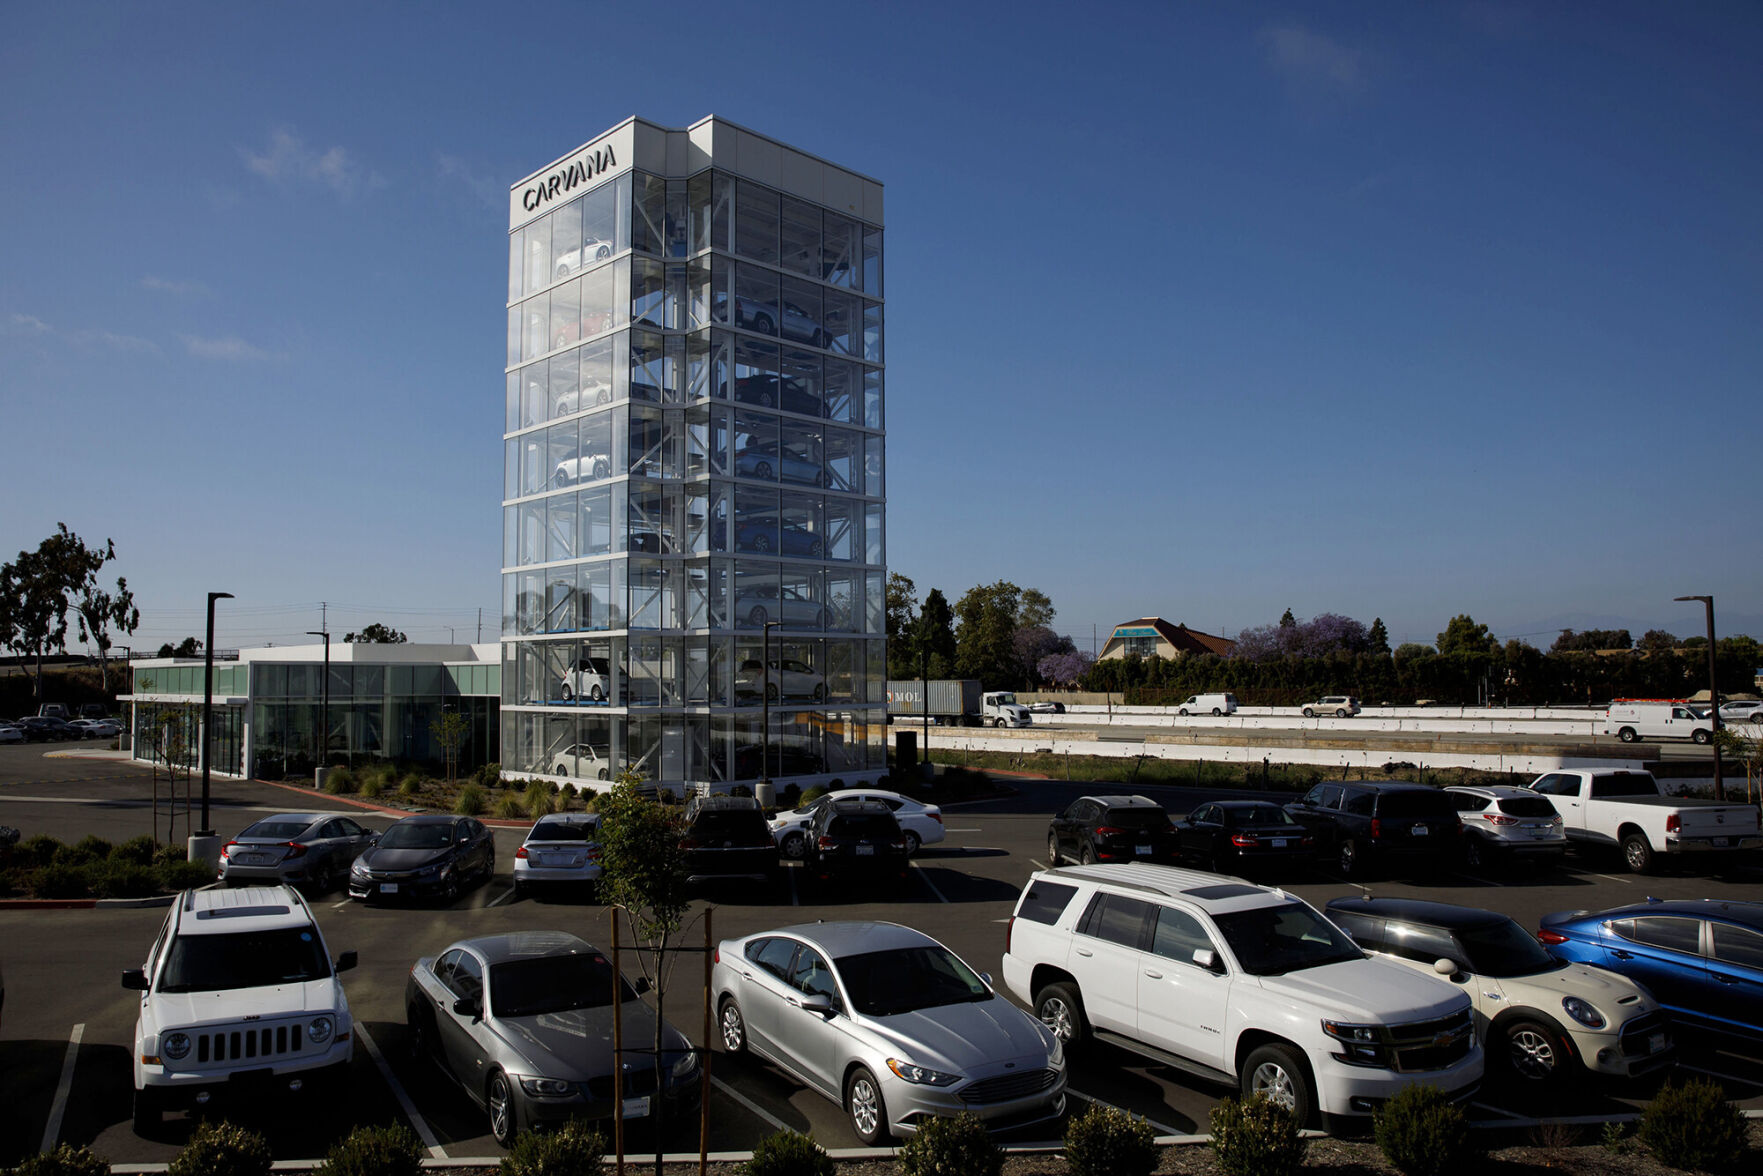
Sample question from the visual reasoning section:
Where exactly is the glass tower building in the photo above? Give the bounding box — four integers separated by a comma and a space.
501, 117, 887, 794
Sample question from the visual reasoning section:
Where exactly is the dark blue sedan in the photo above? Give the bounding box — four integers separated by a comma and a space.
1538, 898, 1763, 1045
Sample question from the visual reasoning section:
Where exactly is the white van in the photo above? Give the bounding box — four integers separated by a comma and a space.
1177, 692, 1237, 716
1603, 700, 1713, 745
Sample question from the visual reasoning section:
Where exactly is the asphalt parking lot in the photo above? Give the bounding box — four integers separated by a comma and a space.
3, 743, 1760, 1163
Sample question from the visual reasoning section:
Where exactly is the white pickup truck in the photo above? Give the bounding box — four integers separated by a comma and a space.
1524, 768, 1762, 873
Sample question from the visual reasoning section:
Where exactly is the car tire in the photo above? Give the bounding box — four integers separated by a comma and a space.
753, 314, 775, 336
781, 830, 807, 859
1241, 1043, 1314, 1127
766, 683, 779, 702
1622, 832, 1654, 874
554, 764, 570, 777
132, 1087, 160, 1133
748, 605, 768, 626
813, 684, 826, 701
589, 684, 604, 702
1213, 707, 1223, 716
753, 460, 773, 481
1179, 708, 1189, 716
560, 683, 575, 701
719, 997, 748, 1055
1617, 727, 1637, 743
1302, 708, 1315, 718
1464, 837, 1493, 872
1079, 842, 1095, 866
846, 1066, 892, 1145
442, 873, 460, 903
1502, 1017, 1570, 1086
1338, 839, 1361, 878
1036, 981, 1088, 1049
595, 244, 610, 261
1336, 709, 1348, 718
1692, 729, 1711, 745
904, 830, 921, 855
1046, 832, 1062, 866
487, 1068, 517, 1147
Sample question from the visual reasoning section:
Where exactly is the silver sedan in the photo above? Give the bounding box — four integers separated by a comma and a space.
217, 812, 376, 892
405, 931, 701, 1146
711, 921, 1066, 1144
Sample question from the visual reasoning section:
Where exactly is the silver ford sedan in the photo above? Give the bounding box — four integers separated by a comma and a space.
405, 931, 701, 1146
711, 921, 1066, 1144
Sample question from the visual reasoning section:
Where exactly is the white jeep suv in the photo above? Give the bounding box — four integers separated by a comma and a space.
122, 885, 357, 1131
1002, 864, 1482, 1132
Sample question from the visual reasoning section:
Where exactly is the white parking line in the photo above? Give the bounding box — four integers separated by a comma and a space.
331, 901, 350, 910
1454, 873, 1505, 888
1066, 1089, 1180, 1137
912, 861, 949, 903
944, 828, 983, 833
41, 1022, 83, 1152
1471, 1101, 1523, 1119
1586, 872, 1632, 885
357, 1024, 447, 1158
484, 885, 515, 908
711, 1076, 792, 1133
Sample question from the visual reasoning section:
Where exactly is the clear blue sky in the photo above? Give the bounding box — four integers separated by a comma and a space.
3, 1, 1759, 655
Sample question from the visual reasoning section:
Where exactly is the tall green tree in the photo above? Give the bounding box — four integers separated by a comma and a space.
953, 580, 1025, 688
1436, 614, 1497, 656
1018, 588, 1056, 630
1366, 617, 1391, 655
916, 588, 957, 679
344, 622, 408, 643
885, 573, 919, 679
0, 524, 118, 702
73, 555, 139, 694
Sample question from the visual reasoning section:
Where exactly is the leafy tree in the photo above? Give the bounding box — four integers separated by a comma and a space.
1638, 629, 1678, 654
1013, 626, 1069, 686
1436, 615, 1496, 656
1551, 628, 1632, 653
1278, 608, 1296, 629
156, 637, 203, 658
429, 710, 471, 782
593, 772, 693, 1176
885, 573, 919, 679
1394, 642, 1434, 660
344, 622, 408, 643
1018, 588, 1056, 630
1367, 617, 1391, 656
73, 556, 139, 694
1, 524, 120, 701
954, 580, 1026, 688
916, 589, 957, 679
1039, 648, 1094, 686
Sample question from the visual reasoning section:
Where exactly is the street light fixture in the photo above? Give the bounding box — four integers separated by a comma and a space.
760, 620, 780, 804
1674, 595, 1725, 802
198, 591, 233, 837
307, 630, 331, 782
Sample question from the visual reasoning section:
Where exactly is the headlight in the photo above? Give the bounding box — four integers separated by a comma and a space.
885, 1058, 962, 1086
1048, 1034, 1065, 1068
520, 1076, 574, 1096
350, 861, 368, 876
161, 1032, 191, 1060
1321, 1020, 1379, 1043
672, 1049, 701, 1080
1321, 1019, 1387, 1065
307, 1016, 335, 1044
1562, 997, 1605, 1029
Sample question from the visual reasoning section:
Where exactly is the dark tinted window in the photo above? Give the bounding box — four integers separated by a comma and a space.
826, 813, 898, 837
1589, 773, 1659, 798
1495, 796, 1557, 819
1449, 794, 1488, 812
1457, 920, 1563, 977
240, 819, 316, 840
1104, 806, 1170, 829
748, 937, 798, 980
1377, 791, 1454, 818
1620, 917, 1702, 954
380, 822, 452, 850
692, 811, 766, 836
1383, 922, 1464, 968
1711, 924, 1763, 969
835, 945, 989, 1016
1150, 907, 1215, 964
1344, 791, 1375, 816
1016, 881, 1078, 925
1330, 911, 1384, 949
1230, 805, 1298, 827
1081, 893, 1151, 948
529, 819, 595, 841
160, 926, 331, 993
491, 952, 632, 1016
790, 948, 839, 1003
1212, 904, 1362, 976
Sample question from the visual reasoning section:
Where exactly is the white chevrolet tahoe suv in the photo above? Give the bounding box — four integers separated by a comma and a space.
121, 885, 357, 1131
1002, 865, 1482, 1131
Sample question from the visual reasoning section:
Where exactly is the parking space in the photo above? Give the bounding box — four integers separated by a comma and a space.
3, 747, 1760, 1163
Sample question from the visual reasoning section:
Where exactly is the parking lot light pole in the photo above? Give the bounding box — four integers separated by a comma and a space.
307, 630, 331, 786
1674, 595, 1725, 802
192, 592, 232, 863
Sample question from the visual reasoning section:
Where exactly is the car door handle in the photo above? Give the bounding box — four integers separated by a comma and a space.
1144, 969, 1164, 979
1076, 948, 1093, 958
1609, 950, 1633, 959
1716, 974, 1739, 984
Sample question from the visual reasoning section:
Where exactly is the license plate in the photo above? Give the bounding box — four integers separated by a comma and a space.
622, 1096, 651, 1118
1648, 1032, 1667, 1054
1531, 829, 1554, 838
856, 845, 874, 856
380, 882, 399, 894
1272, 839, 1288, 848
1136, 844, 1152, 855
237, 853, 270, 865
1412, 825, 1429, 836
1712, 838, 1730, 848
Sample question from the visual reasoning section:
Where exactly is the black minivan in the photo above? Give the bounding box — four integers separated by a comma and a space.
1283, 781, 1463, 879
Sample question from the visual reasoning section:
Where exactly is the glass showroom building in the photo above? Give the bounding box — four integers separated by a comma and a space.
501, 116, 887, 793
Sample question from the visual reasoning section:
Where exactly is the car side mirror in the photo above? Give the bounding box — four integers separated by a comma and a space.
121, 969, 148, 991
334, 951, 358, 974
368, 834, 380, 846
980, 972, 993, 987
1433, 958, 1461, 979
452, 996, 480, 1019
1192, 948, 1220, 972
797, 992, 833, 1015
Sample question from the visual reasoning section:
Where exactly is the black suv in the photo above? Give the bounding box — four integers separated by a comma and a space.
1046, 794, 1179, 866
801, 799, 910, 890
680, 795, 778, 884
1283, 781, 1462, 878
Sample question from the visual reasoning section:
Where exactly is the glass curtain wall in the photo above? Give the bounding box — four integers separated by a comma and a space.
503, 158, 885, 793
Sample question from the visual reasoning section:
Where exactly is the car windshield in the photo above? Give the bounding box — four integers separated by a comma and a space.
158, 926, 331, 992
1228, 806, 1296, 826
1456, 920, 1565, 977
490, 952, 635, 1017
835, 945, 991, 1016
529, 820, 594, 842
993, 693, 1018, 705
379, 823, 454, 850
1212, 903, 1364, 976
239, 820, 314, 840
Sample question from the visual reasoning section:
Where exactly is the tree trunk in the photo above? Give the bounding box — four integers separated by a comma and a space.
653, 937, 668, 1176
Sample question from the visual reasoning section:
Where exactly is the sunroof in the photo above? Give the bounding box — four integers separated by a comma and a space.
1182, 884, 1264, 900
